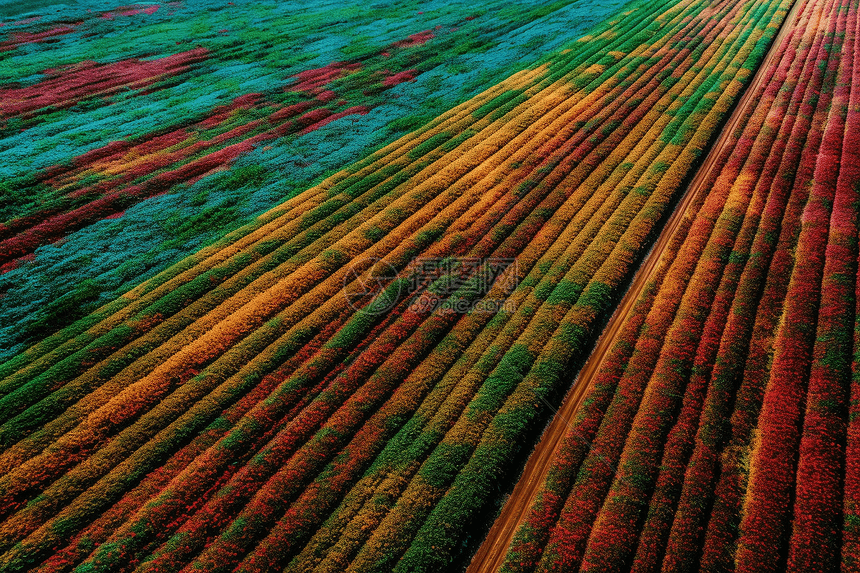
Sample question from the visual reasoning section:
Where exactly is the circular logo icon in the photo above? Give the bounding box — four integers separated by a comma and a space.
342, 256, 403, 316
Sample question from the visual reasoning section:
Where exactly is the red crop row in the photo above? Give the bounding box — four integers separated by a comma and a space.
783, 10, 858, 572
0, 0, 836, 570
734, 2, 851, 568
501, 0, 860, 570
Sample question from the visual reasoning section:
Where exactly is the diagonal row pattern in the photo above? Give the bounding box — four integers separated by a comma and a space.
0, 0, 796, 571
0, 0, 629, 359
500, 0, 860, 570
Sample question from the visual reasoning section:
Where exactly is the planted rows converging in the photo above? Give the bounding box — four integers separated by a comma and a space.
500, 0, 860, 570
0, 0, 796, 570
0, 0, 631, 360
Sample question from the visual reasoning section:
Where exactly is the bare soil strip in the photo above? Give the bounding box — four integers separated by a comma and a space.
466, 1, 806, 569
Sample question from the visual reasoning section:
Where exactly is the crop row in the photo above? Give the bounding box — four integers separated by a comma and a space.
0, 0, 633, 360
0, 0, 795, 570
501, 0, 860, 570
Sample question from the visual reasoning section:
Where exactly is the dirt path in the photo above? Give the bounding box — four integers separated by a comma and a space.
466, 1, 804, 570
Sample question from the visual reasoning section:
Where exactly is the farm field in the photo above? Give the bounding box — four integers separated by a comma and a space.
491, 0, 860, 570
0, 0, 857, 573
0, 0, 631, 360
